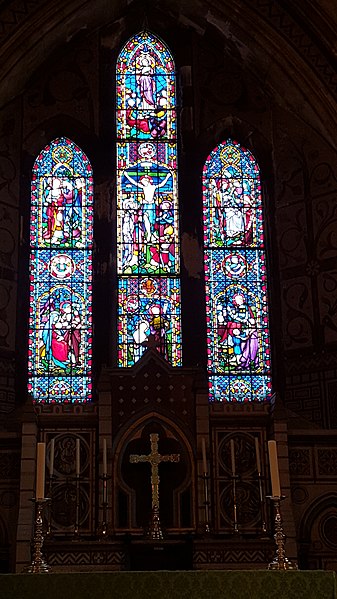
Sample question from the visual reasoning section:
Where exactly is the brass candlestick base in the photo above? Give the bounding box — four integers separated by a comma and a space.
267, 496, 298, 570
148, 504, 164, 540
25, 498, 51, 573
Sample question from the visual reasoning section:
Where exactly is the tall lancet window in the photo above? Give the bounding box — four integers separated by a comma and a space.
116, 31, 182, 367
28, 138, 93, 403
203, 139, 272, 402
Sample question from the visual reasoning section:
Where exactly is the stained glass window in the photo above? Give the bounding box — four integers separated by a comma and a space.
203, 139, 272, 402
116, 31, 182, 366
28, 137, 93, 403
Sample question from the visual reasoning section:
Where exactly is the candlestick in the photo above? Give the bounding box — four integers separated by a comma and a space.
36, 443, 46, 500
49, 438, 55, 478
230, 438, 236, 476
268, 440, 281, 497
76, 438, 80, 476
201, 437, 207, 474
103, 438, 107, 476
267, 496, 298, 570
255, 436, 261, 475
24, 498, 51, 573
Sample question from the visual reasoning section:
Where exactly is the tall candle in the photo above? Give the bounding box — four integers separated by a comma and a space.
76, 438, 80, 476
201, 437, 207, 474
49, 438, 55, 477
36, 443, 46, 499
103, 438, 107, 476
255, 436, 261, 474
268, 440, 281, 497
230, 439, 236, 476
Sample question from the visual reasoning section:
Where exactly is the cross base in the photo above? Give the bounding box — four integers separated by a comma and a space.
147, 505, 164, 540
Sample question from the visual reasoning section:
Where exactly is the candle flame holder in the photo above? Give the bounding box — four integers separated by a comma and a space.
267, 496, 298, 570
24, 498, 51, 573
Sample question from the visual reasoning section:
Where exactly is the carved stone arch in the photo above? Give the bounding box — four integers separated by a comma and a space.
112, 412, 196, 533
298, 493, 337, 569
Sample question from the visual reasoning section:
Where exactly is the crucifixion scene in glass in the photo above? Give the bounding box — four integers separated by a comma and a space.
116, 31, 182, 367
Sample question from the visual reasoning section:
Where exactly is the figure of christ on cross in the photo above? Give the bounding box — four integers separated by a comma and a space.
129, 433, 180, 532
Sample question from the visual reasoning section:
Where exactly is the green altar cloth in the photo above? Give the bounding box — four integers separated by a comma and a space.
0, 571, 335, 599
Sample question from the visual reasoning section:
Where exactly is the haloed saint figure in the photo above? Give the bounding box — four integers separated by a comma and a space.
41, 176, 84, 247
216, 291, 260, 372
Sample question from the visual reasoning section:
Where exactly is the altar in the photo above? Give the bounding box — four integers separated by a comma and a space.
0, 571, 335, 599
15, 356, 300, 574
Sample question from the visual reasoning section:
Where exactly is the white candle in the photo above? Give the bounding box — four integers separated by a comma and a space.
255, 437, 261, 475
36, 443, 46, 499
103, 438, 107, 476
76, 438, 80, 476
49, 438, 55, 477
230, 439, 236, 476
201, 438, 207, 474
268, 440, 281, 497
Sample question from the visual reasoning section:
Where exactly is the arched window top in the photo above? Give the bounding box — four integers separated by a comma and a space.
116, 31, 176, 141
32, 137, 93, 179
204, 139, 260, 181
203, 138, 271, 402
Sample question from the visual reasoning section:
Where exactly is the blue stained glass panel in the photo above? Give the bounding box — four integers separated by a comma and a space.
116, 32, 182, 367
116, 141, 179, 276
116, 31, 176, 141
28, 138, 93, 403
118, 277, 181, 367
203, 139, 272, 402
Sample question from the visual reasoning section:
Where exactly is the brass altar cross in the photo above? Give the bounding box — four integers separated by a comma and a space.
130, 433, 180, 511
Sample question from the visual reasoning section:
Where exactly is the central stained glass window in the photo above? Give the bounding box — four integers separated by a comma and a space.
203, 139, 272, 402
116, 31, 182, 366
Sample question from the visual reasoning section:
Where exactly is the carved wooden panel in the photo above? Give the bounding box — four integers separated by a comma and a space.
212, 429, 269, 534
42, 430, 96, 536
